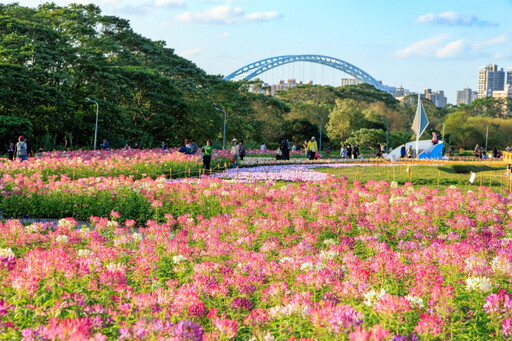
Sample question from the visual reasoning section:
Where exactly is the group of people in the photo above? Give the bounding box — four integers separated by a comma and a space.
178, 139, 199, 155
6, 136, 43, 162
339, 144, 360, 159
474, 144, 503, 159
399, 144, 416, 159
229, 139, 246, 168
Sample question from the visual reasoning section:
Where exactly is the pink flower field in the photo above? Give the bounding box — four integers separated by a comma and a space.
1, 167, 512, 340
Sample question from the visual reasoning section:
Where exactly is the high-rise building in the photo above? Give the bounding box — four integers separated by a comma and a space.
507, 68, 512, 87
264, 79, 313, 95
491, 84, 512, 116
478, 64, 505, 98
340, 78, 362, 87
456, 88, 478, 105
422, 88, 447, 108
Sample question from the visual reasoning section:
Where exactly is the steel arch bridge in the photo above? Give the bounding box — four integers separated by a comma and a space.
223, 54, 388, 93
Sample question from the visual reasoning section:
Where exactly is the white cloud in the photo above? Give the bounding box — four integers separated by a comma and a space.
78, 0, 185, 14
473, 34, 508, 48
160, 21, 177, 29
180, 48, 204, 57
435, 39, 467, 58
415, 12, 498, 27
174, 4, 281, 24
154, 0, 185, 8
394, 33, 508, 60
494, 52, 512, 59
217, 32, 230, 38
393, 35, 448, 58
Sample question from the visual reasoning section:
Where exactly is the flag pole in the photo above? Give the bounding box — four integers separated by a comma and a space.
416, 94, 420, 157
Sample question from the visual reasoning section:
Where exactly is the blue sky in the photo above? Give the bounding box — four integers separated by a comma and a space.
5, 0, 512, 103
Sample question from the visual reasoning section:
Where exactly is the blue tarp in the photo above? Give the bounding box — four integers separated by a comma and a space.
419, 142, 443, 160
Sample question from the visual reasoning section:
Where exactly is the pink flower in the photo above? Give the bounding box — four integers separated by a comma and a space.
349, 325, 390, 341
503, 318, 512, 337
212, 317, 238, 339
414, 313, 444, 336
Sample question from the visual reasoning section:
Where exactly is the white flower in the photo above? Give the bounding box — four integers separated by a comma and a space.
465, 276, 493, 292
319, 250, 338, 260
106, 221, 119, 229
77, 249, 92, 258
405, 295, 424, 308
173, 255, 188, 264
132, 233, 143, 242
55, 235, 69, 243
300, 262, 324, 271
364, 289, 386, 306
25, 224, 39, 233
0, 247, 15, 258
279, 257, 293, 264
105, 263, 126, 273
58, 219, 76, 228
390, 181, 398, 188
323, 238, 337, 245
491, 256, 511, 275
448, 185, 457, 189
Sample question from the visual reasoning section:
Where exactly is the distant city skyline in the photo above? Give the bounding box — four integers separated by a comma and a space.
5, 0, 512, 104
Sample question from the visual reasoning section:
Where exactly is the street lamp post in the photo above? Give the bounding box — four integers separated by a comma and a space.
312, 112, 322, 154
86, 98, 99, 150
485, 126, 489, 153
215, 107, 227, 150
380, 117, 390, 154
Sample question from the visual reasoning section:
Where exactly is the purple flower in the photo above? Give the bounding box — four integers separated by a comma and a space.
173, 320, 204, 341
230, 297, 254, 311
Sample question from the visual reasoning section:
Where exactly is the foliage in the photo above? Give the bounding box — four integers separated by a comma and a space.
281, 119, 319, 146
443, 111, 512, 149
326, 99, 371, 145
336, 83, 398, 107
0, 116, 33, 145
345, 128, 387, 149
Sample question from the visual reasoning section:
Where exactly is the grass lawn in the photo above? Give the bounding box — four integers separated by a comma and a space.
315, 163, 512, 192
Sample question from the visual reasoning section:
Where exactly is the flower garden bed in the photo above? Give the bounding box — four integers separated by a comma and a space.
1, 176, 512, 339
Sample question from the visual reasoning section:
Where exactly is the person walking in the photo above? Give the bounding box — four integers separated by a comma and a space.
340, 145, 347, 159
346, 145, 352, 159
201, 140, 213, 172
161, 141, 166, 150
303, 140, 309, 158
230, 139, 240, 168
306, 137, 318, 161
493, 146, 498, 158
260, 143, 267, 151
353, 145, 359, 159
280, 138, 290, 161
239, 140, 247, 161
15, 136, 28, 161
7, 141, 14, 161
400, 144, 406, 159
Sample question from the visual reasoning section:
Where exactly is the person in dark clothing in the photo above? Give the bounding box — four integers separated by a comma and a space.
101, 139, 110, 151
201, 140, 213, 171
400, 144, 406, 158
346, 145, 352, 159
238, 140, 247, 161
353, 145, 359, 159
280, 138, 290, 161
493, 147, 498, 158
24, 137, 33, 157
7, 141, 14, 160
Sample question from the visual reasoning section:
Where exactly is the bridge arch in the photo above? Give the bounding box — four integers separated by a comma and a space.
223, 54, 388, 93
